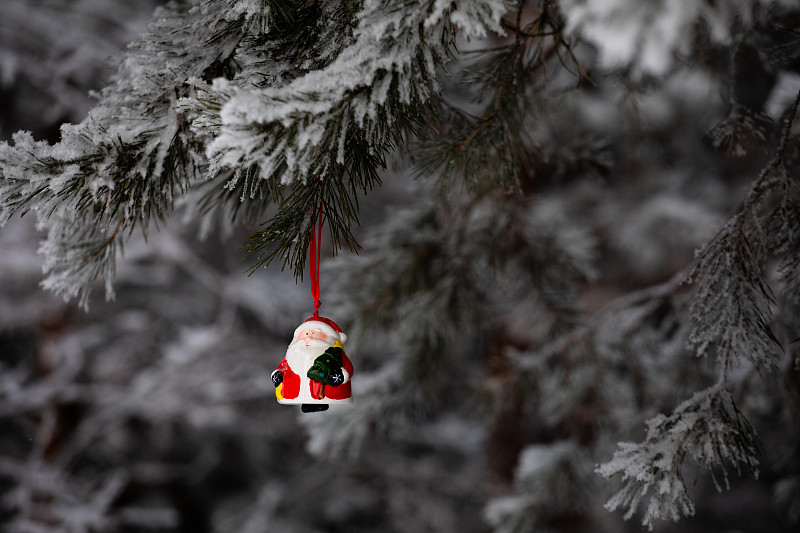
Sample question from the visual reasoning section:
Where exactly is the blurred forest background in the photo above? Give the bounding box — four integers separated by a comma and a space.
1, 1, 800, 533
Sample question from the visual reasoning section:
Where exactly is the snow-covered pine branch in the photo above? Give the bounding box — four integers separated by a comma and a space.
415, 0, 583, 191
687, 219, 780, 373
688, 87, 800, 374
0, 0, 511, 303
0, 0, 250, 307
183, 0, 510, 277
597, 86, 800, 529
597, 385, 759, 530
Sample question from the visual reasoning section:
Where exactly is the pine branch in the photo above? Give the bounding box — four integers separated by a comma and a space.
689, 88, 800, 373
598, 386, 759, 530
597, 82, 800, 533
1, 0, 512, 300
416, 0, 584, 191
0, 0, 256, 305
194, 0, 509, 277
688, 221, 781, 374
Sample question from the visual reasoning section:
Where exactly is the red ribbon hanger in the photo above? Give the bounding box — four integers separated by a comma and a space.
309, 204, 323, 317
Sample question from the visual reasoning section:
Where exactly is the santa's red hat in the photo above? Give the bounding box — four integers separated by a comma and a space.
295, 316, 347, 344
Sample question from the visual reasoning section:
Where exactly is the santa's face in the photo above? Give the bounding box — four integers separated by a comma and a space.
293, 328, 332, 348
284, 329, 333, 373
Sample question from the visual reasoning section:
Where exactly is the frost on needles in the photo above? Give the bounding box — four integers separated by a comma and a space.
596, 85, 800, 530
0, 0, 510, 306
597, 386, 760, 530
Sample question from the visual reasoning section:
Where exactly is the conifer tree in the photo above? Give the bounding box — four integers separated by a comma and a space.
1, 1, 800, 532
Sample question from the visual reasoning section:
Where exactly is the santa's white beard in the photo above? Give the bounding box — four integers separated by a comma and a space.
284, 342, 329, 374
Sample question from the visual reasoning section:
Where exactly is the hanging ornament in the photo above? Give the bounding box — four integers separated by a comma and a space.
270, 205, 354, 413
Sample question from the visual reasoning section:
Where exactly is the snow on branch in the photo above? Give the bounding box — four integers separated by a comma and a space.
687, 220, 780, 372
597, 385, 760, 530
200, 0, 510, 181
561, 0, 792, 76
689, 87, 800, 372
596, 87, 800, 530
184, 0, 510, 277
1, 0, 512, 298
0, 0, 252, 306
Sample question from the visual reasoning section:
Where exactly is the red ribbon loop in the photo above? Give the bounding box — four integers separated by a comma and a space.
310, 204, 323, 317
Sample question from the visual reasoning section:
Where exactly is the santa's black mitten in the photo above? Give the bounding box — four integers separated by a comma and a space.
328, 368, 345, 386
271, 370, 283, 387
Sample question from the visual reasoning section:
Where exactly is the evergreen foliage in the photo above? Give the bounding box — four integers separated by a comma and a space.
598, 386, 760, 529
2, 1, 800, 532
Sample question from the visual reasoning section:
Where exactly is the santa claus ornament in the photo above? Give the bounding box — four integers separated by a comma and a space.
270, 206, 354, 413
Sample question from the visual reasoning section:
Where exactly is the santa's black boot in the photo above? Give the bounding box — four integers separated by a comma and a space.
301, 404, 329, 413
